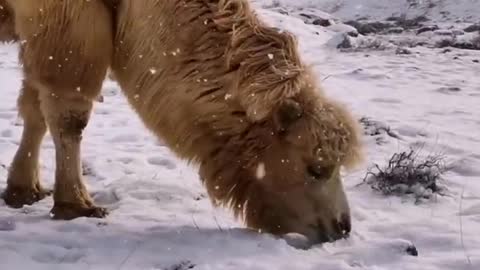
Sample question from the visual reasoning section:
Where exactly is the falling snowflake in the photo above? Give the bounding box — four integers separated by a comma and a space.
256, 162, 266, 179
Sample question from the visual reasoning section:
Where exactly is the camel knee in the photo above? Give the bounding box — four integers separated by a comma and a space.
58, 110, 90, 139
40, 94, 92, 141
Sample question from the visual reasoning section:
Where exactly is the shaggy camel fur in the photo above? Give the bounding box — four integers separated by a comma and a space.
3, 0, 363, 243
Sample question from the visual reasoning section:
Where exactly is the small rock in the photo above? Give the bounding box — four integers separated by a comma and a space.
347, 31, 359, 37
464, 24, 480, 33
473, 59, 479, 63
386, 16, 401, 22
344, 21, 394, 35
388, 27, 404, 34
396, 47, 412, 55
337, 35, 354, 49
441, 48, 452, 53
163, 260, 196, 270
386, 15, 427, 28
434, 29, 454, 36
451, 38, 480, 50
405, 245, 419, 256
398, 16, 429, 29
272, 8, 289, 16
417, 25, 439, 34
436, 39, 453, 48
313, 18, 332, 27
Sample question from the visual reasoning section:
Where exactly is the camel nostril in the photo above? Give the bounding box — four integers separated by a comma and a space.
315, 215, 352, 243
339, 213, 351, 235
331, 214, 351, 238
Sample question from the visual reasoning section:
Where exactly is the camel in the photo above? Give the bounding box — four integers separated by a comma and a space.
1, 0, 363, 244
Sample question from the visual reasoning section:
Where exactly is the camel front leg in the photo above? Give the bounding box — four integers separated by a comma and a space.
3, 80, 50, 208
39, 93, 107, 220
6, 0, 113, 219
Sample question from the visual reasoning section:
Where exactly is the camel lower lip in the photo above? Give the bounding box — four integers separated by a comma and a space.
282, 233, 312, 249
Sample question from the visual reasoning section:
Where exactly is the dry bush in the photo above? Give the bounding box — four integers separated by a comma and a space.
362, 148, 449, 203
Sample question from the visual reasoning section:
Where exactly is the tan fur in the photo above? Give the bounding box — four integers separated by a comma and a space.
3, 0, 363, 243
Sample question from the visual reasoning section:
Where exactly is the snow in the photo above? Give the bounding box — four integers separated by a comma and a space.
255, 0, 480, 23
1, 1, 480, 269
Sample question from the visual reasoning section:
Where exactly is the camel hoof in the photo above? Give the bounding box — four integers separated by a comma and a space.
50, 202, 108, 220
2, 185, 51, 208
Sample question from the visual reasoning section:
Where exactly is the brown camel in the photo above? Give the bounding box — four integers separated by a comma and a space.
1, 0, 363, 244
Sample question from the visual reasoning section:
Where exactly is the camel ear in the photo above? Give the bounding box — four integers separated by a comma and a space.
274, 99, 303, 133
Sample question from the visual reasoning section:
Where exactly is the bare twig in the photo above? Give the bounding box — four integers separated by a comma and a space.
321, 74, 333, 81
191, 214, 200, 231
213, 215, 224, 232
459, 180, 473, 267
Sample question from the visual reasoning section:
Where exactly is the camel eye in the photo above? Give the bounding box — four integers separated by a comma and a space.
307, 164, 334, 181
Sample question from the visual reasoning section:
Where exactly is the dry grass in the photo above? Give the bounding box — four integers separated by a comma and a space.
362, 148, 449, 203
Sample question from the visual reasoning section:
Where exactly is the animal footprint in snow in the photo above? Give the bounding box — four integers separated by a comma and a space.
0, 112, 15, 120
359, 116, 401, 145
436, 86, 462, 94
147, 157, 177, 170
0, 218, 16, 231
1, 129, 13, 138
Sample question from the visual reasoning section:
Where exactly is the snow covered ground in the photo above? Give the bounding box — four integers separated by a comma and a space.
1, 1, 479, 269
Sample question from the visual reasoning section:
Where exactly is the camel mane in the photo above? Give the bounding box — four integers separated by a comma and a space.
209, 0, 307, 121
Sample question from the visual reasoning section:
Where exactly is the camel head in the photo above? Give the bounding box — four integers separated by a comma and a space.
200, 94, 363, 245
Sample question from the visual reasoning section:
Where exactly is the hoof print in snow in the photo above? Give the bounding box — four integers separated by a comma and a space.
405, 245, 419, 256
193, 193, 207, 201
0, 219, 16, 231
359, 117, 401, 145
163, 260, 195, 270
82, 160, 96, 177
436, 86, 461, 94
97, 221, 108, 227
